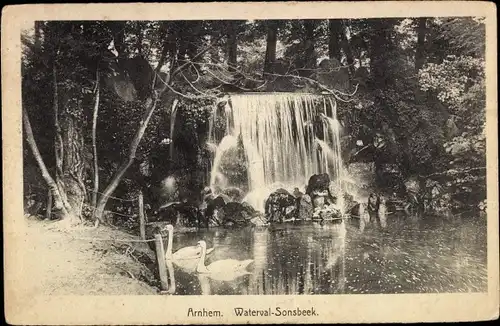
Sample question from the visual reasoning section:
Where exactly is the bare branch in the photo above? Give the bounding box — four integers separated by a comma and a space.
188, 62, 201, 84
180, 72, 219, 99
170, 35, 224, 79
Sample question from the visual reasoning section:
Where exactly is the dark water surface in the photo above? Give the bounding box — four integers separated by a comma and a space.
165, 214, 487, 295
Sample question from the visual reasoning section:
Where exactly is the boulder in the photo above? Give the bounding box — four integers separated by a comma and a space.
306, 173, 331, 195
265, 189, 298, 223
221, 187, 245, 202
312, 204, 342, 222
250, 212, 268, 227
367, 193, 380, 217
312, 195, 326, 209
306, 174, 339, 210
218, 202, 254, 227
297, 194, 313, 221
293, 187, 304, 198
205, 195, 227, 227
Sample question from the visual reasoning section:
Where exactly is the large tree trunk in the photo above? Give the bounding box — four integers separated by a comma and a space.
227, 21, 238, 71
91, 71, 100, 208
23, 106, 69, 217
414, 18, 428, 101
415, 18, 427, 72
93, 94, 161, 225
59, 113, 87, 221
328, 19, 342, 61
339, 20, 356, 78
153, 22, 177, 88
34, 21, 42, 49
368, 19, 394, 87
52, 63, 86, 223
264, 20, 278, 75
302, 20, 317, 77
108, 21, 126, 57
135, 22, 143, 55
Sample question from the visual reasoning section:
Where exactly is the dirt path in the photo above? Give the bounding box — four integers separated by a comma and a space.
20, 218, 159, 295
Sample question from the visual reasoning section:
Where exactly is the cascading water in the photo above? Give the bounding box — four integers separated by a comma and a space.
209, 135, 238, 190
208, 93, 345, 212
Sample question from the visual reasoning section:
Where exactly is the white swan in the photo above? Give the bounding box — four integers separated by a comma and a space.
196, 240, 254, 281
164, 224, 215, 261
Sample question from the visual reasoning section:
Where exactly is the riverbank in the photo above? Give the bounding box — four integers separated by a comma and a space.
19, 217, 159, 295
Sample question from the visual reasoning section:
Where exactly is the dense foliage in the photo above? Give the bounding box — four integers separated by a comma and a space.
22, 17, 487, 223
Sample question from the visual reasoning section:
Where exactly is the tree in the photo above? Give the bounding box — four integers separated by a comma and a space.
264, 20, 279, 74
226, 21, 239, 71
415, 18, 427, 72
302, 20, 318, 77
328, 19, 342, 61
22, 17, 486, 226
22, 21, 104, 223
23, 106, 71, 217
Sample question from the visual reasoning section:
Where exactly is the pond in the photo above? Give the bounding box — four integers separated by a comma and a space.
164, 213, 487, 295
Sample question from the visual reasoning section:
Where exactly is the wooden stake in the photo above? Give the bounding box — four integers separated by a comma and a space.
138, 192, 145, 240
154, 234, 169, 292
45, 190, 52, 220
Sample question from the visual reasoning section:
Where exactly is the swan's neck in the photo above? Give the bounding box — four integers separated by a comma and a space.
166, 228, 173, 259
197, 245, 210, 273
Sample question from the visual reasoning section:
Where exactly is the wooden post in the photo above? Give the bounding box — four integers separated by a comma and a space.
45, 190, 52, 220
154, 234, 169, 292
138, 192, 146, 240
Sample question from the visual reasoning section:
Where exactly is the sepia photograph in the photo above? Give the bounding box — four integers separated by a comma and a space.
3, 1, 498, 324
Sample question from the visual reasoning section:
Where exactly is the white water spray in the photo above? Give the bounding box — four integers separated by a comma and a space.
208, 93, 345, 211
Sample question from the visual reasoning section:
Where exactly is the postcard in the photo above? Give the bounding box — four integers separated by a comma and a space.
2, 1, 498, 324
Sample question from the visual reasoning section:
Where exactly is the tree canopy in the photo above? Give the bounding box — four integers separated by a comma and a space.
22, 17, 487, 225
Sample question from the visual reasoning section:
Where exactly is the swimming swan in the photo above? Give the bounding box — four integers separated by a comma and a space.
164, 224, 215, 262
196, 240, 254, 281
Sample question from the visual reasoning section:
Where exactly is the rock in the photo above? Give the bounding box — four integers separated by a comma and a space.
216, 193, 232, 204
265, 189, 298, 223
241, 201, 258, 215
358, 193, 388, 229
312, 203, 341, 219
342, 192, 356, 212
221, 187, 245, 202
420, 180, 448, 212
312, 195, 326, 209
205, 196, 226, 227
306, 174, 337, 210
218, 202, 254, 227
201, 186, 213, 200
293, 187, 304, 198
297, 194, 313, 221
367, 193, 380, 217
404, 177, 420, 194
250, 212, 268, 227
306, 173, 331, 195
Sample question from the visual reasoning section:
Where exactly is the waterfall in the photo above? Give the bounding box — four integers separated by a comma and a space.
209, 135, 238, 190
208, 93, 345, 211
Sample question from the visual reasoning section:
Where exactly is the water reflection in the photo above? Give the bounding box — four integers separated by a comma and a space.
165, 215, 486, 295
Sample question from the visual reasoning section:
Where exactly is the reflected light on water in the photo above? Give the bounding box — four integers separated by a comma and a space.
166, 215, 486, 295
